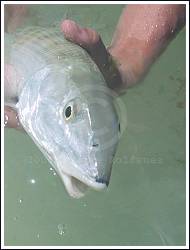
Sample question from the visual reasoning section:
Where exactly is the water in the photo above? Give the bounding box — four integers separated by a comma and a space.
4, 4, 186, 246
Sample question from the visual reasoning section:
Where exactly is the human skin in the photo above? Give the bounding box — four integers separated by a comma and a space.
4, 4, 28, 33
4, 4, 186, 129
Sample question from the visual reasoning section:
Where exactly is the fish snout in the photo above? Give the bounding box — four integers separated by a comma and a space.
91, 150, 114, 189
95, 176, 110, 186
86, 132, 117, 189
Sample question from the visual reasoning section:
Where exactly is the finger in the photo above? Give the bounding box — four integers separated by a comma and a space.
61, 20, 123, 92
61, 20, 108, 65
4, 106, 24, 131
61, 20, 99, 47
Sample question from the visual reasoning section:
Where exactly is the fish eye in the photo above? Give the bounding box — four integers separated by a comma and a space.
64, 105, 72, 120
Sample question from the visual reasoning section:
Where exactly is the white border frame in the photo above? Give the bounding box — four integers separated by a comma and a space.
1, 1, 189, 249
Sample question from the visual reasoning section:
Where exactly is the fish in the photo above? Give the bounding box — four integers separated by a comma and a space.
4, 26, 120, 198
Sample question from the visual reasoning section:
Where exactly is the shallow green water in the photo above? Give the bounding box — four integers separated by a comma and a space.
4, 4, 186, 246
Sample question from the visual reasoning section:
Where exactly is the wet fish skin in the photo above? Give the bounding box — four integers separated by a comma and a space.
5, 26, 120, 198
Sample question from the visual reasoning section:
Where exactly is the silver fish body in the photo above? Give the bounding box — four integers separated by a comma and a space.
5, 26, 120, 198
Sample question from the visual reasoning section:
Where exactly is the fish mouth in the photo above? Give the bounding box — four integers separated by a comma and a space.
58, 167, 108, 199
55, 154, 111, 198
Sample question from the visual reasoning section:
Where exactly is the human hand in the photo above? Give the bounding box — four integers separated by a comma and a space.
4, 5, 27, 130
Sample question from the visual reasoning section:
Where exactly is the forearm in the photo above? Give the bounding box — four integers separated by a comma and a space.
109, 4, 186, 88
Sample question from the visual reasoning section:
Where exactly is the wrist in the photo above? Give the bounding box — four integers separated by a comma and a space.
108, 40, 149, 89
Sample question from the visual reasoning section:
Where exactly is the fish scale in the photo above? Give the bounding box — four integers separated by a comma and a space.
8, 26, 97, 99
8, 26, 97, 98
12, 26, 93, 65
5, 25, 119, 198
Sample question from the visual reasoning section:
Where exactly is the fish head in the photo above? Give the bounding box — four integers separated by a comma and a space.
18, 62, 120, 198
58, 88, 120, 198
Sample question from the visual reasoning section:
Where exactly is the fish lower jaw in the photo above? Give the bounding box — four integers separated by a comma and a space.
60, 172, 107, 199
